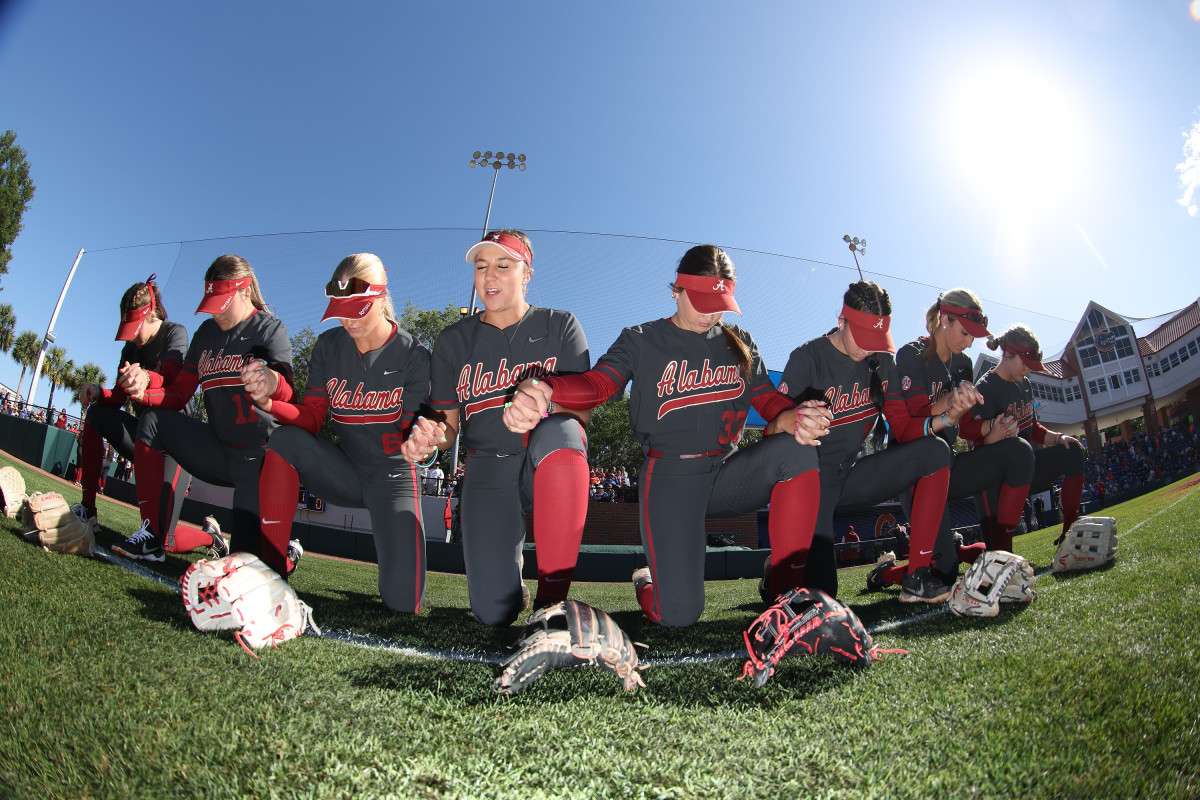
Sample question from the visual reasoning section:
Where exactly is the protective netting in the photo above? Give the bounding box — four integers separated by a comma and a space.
77, 228, 1067, 372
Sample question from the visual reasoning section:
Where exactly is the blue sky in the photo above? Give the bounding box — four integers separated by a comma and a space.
1, 1, 1198, 414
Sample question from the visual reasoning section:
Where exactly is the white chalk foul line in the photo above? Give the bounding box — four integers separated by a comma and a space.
94, 481, 1198, 669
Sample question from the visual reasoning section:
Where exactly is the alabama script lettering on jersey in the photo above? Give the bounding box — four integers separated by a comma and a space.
430, 307, 590, 456
972, 369, 1038, 442
654, 358, 744, 420
592, 319, 772, 455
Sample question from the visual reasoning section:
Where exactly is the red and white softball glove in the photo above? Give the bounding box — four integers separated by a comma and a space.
181, 552, 319, 657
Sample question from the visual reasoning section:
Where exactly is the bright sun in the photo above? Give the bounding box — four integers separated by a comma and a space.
945, 60, 1088, 213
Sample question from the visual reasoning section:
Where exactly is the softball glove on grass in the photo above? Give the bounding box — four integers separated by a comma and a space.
19, 491, 94, 556
495, 600, 645, 695
1053, 517, 1117, 573
740, 588, 901, 688
948, 550, 1037, 618
0, 466, 28, 519
181, 552, 319, 657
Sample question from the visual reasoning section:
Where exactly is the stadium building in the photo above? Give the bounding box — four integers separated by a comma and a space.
972, 298, 1200, 452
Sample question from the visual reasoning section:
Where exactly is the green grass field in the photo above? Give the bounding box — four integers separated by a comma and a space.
1, 451, 1197, 800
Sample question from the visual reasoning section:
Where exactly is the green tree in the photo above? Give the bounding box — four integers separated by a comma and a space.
0, 303, 15, 354
0, 130, 37, 283
42, 345, 73, 413
71, 362, 107, 405
585, 395, 644, 474
398, 302, 462, 351
288, 325, 336, 443
11, 329, 39, 399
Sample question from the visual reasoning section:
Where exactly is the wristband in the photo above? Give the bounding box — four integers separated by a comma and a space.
941, 411, 952, 429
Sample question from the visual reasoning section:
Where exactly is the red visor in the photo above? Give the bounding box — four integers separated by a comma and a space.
196, 277, 252, 314
1004, 342, 1045, 372
841, 304, 895, 353
939, 303, 991, 338
115, 273, 158, 341
321, 278, 386, 322
115, 303, 153, 341
465, 232, 533, 265
674, 273, 741, 316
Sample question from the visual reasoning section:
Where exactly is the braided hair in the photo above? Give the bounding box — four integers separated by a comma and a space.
120, 275, 168, 321
674, 244, 753, 379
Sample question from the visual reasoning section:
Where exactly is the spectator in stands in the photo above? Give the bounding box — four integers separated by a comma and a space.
839, 525, 860, 566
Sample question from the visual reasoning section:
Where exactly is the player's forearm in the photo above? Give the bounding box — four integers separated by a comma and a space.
543, 370, 620, 410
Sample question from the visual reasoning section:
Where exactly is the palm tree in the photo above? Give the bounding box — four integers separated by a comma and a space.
11, 330, 40, 400
42, 346, 74, 414
0, 304, 16, 355
71, 362, 107, 406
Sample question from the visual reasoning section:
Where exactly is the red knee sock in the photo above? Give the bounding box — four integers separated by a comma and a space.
134, 442, 165, 544
765, 469, 820, 600
1060, 474, 1083, 534
636, 574, 660, 623
906, 466, 950, 573
992, 481, 1030, 552
532, 449, 589, 603
165, 524, 216, 553
258, 450, 299, 575
79, 423, 103, 515
958, 542, 987, 564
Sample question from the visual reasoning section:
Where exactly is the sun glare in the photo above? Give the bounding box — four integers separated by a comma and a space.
945, 60, 1088, 213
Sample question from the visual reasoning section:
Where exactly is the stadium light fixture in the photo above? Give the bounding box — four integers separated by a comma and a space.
843, 234, 867, 280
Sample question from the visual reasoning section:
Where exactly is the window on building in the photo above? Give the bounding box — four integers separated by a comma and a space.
1189, 340, 1198, 357
1109, 374, 1122, 391
1180, 344, 1189, 363
1149, 361, 1161, 377
1088, 379, 1102, 395
1071, 385, 1082, 401
1170, 352, 1180, 368
1123, 368, 1141, 385
1162, 357, 1171, 373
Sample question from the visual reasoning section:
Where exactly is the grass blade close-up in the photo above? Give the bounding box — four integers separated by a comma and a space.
1, 451, 1197, 800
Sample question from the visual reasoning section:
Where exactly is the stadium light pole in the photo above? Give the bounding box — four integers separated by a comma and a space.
842, 234, 867, 280
450, 151, 527, 483
28, 248, 86, 411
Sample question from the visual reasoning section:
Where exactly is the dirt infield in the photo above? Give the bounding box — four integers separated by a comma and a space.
1165, 474, 1200, 495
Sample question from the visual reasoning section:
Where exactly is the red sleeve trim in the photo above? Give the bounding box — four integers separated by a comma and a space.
544, 370, 620, 410
751, 390, 796, 423
269, 393, 328, 434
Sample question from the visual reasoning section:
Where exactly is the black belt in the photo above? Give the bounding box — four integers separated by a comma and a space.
647, 448, 725, 460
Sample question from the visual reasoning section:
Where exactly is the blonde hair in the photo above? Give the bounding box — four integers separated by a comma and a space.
332, 253, 396, 323
204, 254, 268, 312
924, 287, 984, 361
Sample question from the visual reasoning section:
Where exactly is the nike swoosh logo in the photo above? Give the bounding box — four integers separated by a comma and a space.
528, 336, 544, 343
383, 370, 398, 375
388, 473, 404, 479
261, 518, 280, 525
239, 336, 250, 341
920, 549, 933, 556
